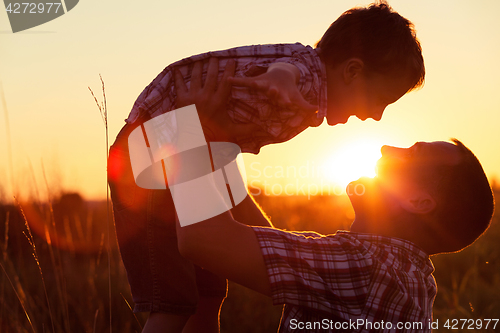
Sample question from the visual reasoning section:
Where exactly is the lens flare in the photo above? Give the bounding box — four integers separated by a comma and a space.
322, 139, 383, 190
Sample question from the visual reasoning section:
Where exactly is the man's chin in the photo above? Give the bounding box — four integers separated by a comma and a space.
346, 177, 375, 197
347, 176, 373, 186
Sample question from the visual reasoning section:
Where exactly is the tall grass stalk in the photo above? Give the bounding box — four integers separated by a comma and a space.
0, 261, 36, 333
0, 81, 15, 200
41, 163, 71, 332
15, 197, 55, 333
121, 293, 143, 330
93, 309, 99, 333
0, 212, 10, 327
89, 75, 113, 333
0, 83, 32, 329
28, 160, 42, 206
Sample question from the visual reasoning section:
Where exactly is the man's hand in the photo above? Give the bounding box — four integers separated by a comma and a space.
174, 58, 260, 142
229, 62, 318, 125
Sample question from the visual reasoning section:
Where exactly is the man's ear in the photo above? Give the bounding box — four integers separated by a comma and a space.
401, 191, 436, 214
343, 58, 364, 84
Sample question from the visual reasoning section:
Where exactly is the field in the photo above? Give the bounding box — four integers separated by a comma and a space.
0, 188, 498, 332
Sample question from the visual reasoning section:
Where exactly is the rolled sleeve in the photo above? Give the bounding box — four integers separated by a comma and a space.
252, 227, 372, 319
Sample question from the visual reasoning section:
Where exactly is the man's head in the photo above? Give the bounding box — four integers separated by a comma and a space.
317, 1, 425, 125
348, 140, 494, 255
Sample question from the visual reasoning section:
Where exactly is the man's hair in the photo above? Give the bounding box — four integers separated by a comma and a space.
429, 139, 494, 253
316, 1, 425, 91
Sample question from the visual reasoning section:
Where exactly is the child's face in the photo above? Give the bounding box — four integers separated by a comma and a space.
325, 64, 413, 125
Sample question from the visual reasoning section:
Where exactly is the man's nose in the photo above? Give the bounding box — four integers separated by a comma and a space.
381, 145, 408, 159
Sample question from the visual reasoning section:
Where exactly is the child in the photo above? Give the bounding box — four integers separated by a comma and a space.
107, 2, 424, 332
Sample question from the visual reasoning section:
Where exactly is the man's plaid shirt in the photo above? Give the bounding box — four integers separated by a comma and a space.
125, 43, 327, 154
253, 228, 437, 333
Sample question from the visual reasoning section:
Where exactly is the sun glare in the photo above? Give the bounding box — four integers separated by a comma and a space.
322, 140, 383, 190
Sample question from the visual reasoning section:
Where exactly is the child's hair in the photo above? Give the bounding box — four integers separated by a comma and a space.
316, 1, 425, 91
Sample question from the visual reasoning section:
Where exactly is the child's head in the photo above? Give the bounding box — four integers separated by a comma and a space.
317, 1, 425, 124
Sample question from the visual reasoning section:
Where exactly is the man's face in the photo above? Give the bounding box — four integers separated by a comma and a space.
348, 141, 462, 221
376, 141, 462, 186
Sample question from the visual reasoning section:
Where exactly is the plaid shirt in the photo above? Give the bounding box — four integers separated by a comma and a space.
125, 43, 327, 154
253, 228, 436, 333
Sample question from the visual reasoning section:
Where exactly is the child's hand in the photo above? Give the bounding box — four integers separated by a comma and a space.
174, 58, 260, 142
228, 62, 318, 119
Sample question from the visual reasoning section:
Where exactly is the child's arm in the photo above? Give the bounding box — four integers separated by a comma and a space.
229, 62, 318, 115
174, 58, 260, 142
175, 58, 273, 228
173, 57, 276, 296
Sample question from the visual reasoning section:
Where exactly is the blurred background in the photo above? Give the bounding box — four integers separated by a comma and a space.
1, 0, 499, 332
0, 0, 499, 200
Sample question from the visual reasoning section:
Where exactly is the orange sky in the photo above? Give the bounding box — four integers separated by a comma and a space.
0, 0, 499, 201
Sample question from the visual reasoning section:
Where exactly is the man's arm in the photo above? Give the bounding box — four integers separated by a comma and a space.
176, 211, 271, 296
174, 149, 272, 295
173, 57, 272, 296
230, 193, 273, 227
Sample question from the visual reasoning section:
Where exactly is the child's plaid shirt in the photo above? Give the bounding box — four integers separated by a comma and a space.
253, 228, 437, 333
125, 43, 327, 154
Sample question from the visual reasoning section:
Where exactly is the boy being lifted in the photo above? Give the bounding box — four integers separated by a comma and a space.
108, 2, 425, 332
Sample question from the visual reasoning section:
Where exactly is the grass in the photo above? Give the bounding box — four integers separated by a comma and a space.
89, 75, 114, 333
0, 78, 498, 332
0, 195, 145, 332
0, 189, 498, 332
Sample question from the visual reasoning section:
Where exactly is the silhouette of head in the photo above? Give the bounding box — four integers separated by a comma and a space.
348, 140, 494, 255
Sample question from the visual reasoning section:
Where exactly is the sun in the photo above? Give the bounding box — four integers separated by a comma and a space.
321, 139, 383, 191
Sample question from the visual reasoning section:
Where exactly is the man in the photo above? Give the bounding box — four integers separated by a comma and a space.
111, 3, 424, 330
172, 60, 494, 332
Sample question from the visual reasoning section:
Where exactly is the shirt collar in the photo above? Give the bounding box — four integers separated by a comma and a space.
336, 231, 435, 276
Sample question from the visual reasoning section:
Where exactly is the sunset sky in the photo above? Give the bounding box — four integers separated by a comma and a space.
1, 0, 499, 201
